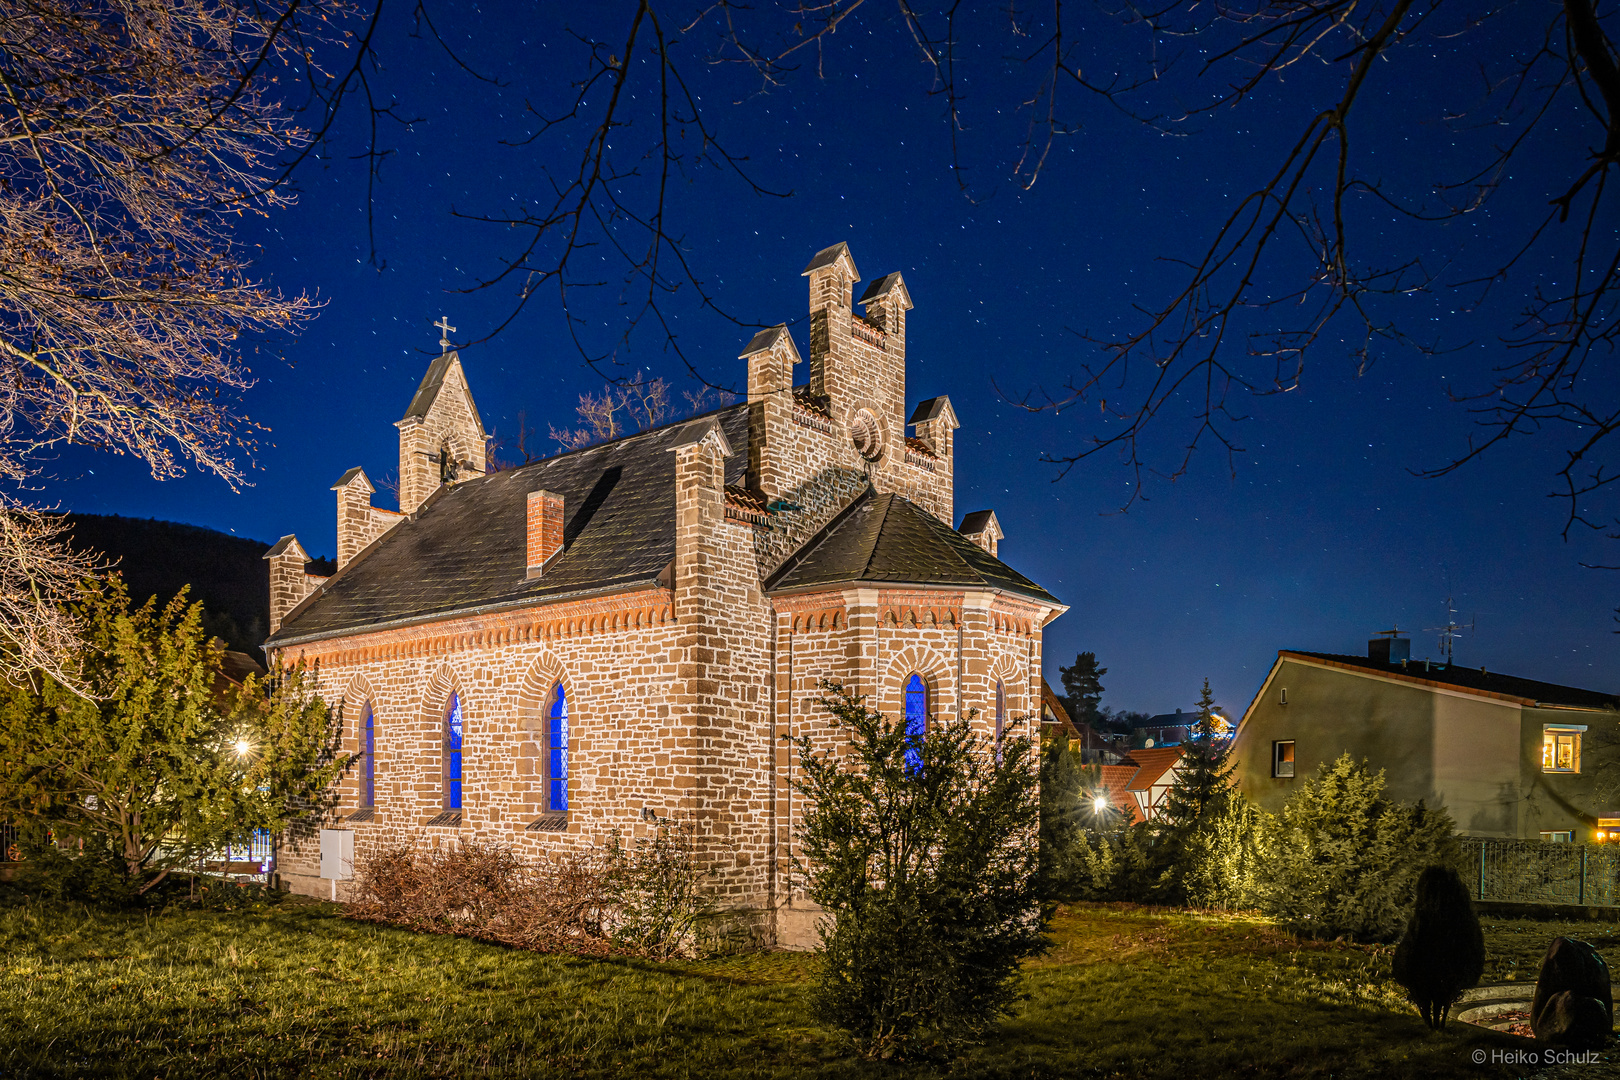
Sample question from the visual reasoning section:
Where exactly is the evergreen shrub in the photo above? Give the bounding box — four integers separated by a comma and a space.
790, 682, 1048, 1059
1257, 753, 1459, 942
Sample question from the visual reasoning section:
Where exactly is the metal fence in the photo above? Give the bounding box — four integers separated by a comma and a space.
1461, 838, 1620, 907
0, 822, 17, 862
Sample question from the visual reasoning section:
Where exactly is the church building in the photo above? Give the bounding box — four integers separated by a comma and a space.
263, 242, 1066, 947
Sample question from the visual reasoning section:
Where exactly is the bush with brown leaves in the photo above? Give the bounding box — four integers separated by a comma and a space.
348, 827, 713, 958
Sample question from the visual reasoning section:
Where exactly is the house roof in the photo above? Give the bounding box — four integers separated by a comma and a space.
402, 352, 457, 420
1096, 765, 1144, 825
1138, 709, 1192, 729
269, 399, 1061, 648
764, 489, 1060, 604
1040, 678, 1077, 735
1117, 745, 1186, 791
1280, 650, 1620, 711
266, 403, 753, 647
802, 241, 859, 278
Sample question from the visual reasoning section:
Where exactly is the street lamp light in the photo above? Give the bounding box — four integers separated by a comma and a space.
1092, 795, 1109, 814
234, 738, 252, 757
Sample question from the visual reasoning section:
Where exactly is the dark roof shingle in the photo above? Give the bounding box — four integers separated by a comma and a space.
267, 404, 752, 646
765, 489, 1059, 604
1283, 650, 1619, 710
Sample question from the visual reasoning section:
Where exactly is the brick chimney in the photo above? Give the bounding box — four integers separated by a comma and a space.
958, 510, 1004, 558
526, 489, 565, 578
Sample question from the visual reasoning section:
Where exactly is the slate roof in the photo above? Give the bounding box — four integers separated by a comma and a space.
269, 402, 1062, 648
765, 489, 1059, 604
403, 352, 457, 420
267, 404, 752, 646
1281, 651, 1619, 711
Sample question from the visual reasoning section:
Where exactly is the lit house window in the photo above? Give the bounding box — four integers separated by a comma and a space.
1542, 726, 1586, 773
1272, 740, 1295, 778
1597, 818, 1620, 843
1541, 831, 1575, 844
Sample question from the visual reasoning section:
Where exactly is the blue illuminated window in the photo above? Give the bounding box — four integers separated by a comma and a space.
548, 683, 569, 812
905, 674, 928, 772
445, 692, 463, 810
995, 681, 1006, 744
362, 704, 375, 807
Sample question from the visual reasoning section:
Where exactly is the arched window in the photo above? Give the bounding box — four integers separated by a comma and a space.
995, 680, 1006, 745
444, 692, 463, 810
904, 673, 928, 772
548, 683, 569, 813
362, 703, 376, 807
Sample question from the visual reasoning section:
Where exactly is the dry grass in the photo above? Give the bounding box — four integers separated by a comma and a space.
0, 890, 1599, 1078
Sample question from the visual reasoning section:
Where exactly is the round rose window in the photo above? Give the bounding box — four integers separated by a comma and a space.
850, 409, 882, 461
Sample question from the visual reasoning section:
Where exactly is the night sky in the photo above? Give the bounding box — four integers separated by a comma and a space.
40, 3, 1620, 715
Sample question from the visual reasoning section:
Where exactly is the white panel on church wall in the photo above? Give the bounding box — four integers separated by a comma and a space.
319, 828, 353, 880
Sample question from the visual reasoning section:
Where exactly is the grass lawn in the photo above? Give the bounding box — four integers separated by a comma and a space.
0, 889, 1607, 1079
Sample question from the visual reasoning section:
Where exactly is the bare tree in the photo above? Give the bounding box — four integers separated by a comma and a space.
549, 371, 675, 452
0, 0, 341, 682
442, 4, 1616, 617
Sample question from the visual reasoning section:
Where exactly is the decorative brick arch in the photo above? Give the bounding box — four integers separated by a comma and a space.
337, 672, 377, 742
880, 645, 951, 721
516, 652, 572, 817
418, 664, 466, 814
516, 652, 570, 731
987, 657, 1026, 740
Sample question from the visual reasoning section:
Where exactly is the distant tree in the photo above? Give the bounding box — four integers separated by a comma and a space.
0, 577, 348, 897
790, 682, 1048, 1059
1096, 707, 1148, 737
1147, 679, 1238, 904
1058, 652, 1107, 728
543, 372, 740, 454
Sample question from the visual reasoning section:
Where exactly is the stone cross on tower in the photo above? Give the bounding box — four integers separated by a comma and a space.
434, 316, 456, 352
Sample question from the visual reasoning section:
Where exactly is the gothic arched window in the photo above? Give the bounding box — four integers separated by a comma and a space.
548, 683, 569, 813
904, 673, 929, 772
444, 692, 463, 810
995, 680, 1006, 745
362, 703, 376, 808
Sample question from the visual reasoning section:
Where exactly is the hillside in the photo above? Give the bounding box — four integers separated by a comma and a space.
58, 514, 333, 655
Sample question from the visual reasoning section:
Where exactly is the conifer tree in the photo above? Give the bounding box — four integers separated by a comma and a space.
790, 681, 1048, 1058
1058, 652, 1107, 726
1038, 730, 1088, 897
1147, 678, 1234, 904
0, 576, 349, 896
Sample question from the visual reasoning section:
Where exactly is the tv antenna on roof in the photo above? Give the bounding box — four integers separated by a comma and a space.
1425, 596, 1474, 665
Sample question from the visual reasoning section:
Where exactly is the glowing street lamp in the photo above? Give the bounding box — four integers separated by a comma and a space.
234, 738, 252, 757
1092, 795, 1109, 814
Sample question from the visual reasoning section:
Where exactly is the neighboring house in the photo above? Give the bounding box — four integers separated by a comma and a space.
1041, 679, 1080, 739
1040, 678, 1128, 763
261, 242, 1066, 948
1134, 709, 1193, 747
1096, 745, 1187, 824
1231, 639, 1620, 841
